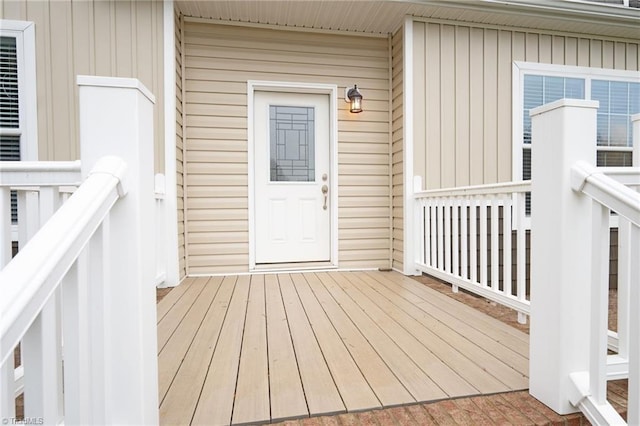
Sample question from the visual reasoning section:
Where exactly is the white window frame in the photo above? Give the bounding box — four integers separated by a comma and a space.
1, 19, 38, 161
512, 61, 640, 229
1, 20, 38, 241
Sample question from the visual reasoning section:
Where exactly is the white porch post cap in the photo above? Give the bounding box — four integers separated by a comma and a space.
76, 75, 156, 104
530, 99, 599, 117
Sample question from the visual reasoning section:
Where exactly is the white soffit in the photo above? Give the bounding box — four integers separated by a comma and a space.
176, 0, 639, 39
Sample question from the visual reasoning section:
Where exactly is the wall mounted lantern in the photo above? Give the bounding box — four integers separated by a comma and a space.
345, 84, 363, 113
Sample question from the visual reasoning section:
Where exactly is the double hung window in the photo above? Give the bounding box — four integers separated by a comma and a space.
514, 62, 640, 214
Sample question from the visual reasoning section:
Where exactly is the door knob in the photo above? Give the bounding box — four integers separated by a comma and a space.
321, 184, 328, 210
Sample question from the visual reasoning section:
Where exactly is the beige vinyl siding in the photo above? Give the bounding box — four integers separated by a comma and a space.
391, 28, 404, 271
1, 0, 165, 172
411, 20, 640, 189
175, 8, 186, 279
183, 21, 390, 274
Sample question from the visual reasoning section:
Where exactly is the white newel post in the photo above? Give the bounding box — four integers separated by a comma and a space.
77, 76, 159, 424
529, 99, 599, 414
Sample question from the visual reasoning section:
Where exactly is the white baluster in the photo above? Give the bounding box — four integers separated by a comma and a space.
502, 195, 512, 297
460, 198, 468, 281
490, 198, 499, 291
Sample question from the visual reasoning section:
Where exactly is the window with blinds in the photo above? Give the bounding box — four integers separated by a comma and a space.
518, 66, 639, 215
593, 80, 640, 166
522, 75, 585, 213
0, 35, 21, 223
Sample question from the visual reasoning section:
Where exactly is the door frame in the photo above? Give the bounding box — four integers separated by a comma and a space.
247, 80, 339, 271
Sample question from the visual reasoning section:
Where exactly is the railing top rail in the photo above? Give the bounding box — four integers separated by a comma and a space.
0, 160, 82, 187
415, 180, 531, 198
571, 161, 640, 227
0, 157, 127, 366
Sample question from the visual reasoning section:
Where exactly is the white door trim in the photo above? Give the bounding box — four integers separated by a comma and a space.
247, 81, 339, 271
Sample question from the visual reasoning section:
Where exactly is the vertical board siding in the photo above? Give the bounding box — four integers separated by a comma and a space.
183, 22, 391, 274
1, 0, 165, 172
411, 20, 640, 189
175, 9, 186, 279
391, 29, 404, 271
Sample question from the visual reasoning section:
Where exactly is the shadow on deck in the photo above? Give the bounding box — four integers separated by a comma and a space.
156, 271, 529, 425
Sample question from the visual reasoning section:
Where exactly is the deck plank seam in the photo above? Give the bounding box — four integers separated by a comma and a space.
374, 271, 529, 346
304, 272, 412, 408
289, 274, 350, 413
157, 277, 211, 354
350, 272, 506, 394
293, 273, 384, 412
359, 272, 527, 390
368, 272, 529, 379
189, 275, 240, 426
299, 273, 384, 410
351, 272, 511, 394
275, 274, 311, 417
229, 275, 255, 425
314, 272, 425, 403
159, 276, 224, 405
325, 272, 453, 399
340, 272, 481, 397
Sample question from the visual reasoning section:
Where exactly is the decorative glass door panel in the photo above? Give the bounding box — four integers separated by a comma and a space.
269, 105, 315, 182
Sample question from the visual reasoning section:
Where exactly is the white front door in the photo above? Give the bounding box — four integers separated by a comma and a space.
254, 91, 331, 264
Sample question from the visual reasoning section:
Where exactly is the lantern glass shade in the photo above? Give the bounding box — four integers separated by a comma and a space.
346, 85, 363, 113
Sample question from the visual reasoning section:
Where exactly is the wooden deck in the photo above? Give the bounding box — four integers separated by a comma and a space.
156, 271, 529, 425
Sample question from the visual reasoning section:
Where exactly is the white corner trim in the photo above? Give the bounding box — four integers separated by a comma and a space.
247, 82, 256, 270
402, 16, 417, 276
247, 80, 339, 270
162, 0, 180, 287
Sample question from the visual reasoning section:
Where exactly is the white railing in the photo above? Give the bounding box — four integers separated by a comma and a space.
0, 161, 81, 256
1, 157, 126, 423
414, 179, 531, 323
529, 100, 639, 425
599, 167, 640, 358
569, 162, 640, 425
0, 76, 159, 425
0, 161, 82, 408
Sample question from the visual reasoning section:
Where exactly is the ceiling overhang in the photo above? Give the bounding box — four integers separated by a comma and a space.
175, 0, 640, 40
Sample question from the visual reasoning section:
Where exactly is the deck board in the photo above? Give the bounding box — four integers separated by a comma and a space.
158, 276, 221, 401
158, 271, 530, 425
278, 274, 345, 416
362, 272, 529, 357
331, 272, 478, 397
232, 275, 270, 425
351, 272, 509, 394
369, 273, 529, 389
159, 276, 236, 425
192, 275, 250, 426
303, 273, 414, 407
317, 272, 447, 402
264, 275, 308, 421
157, 277, 208, 351
291, 273, 381, 412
